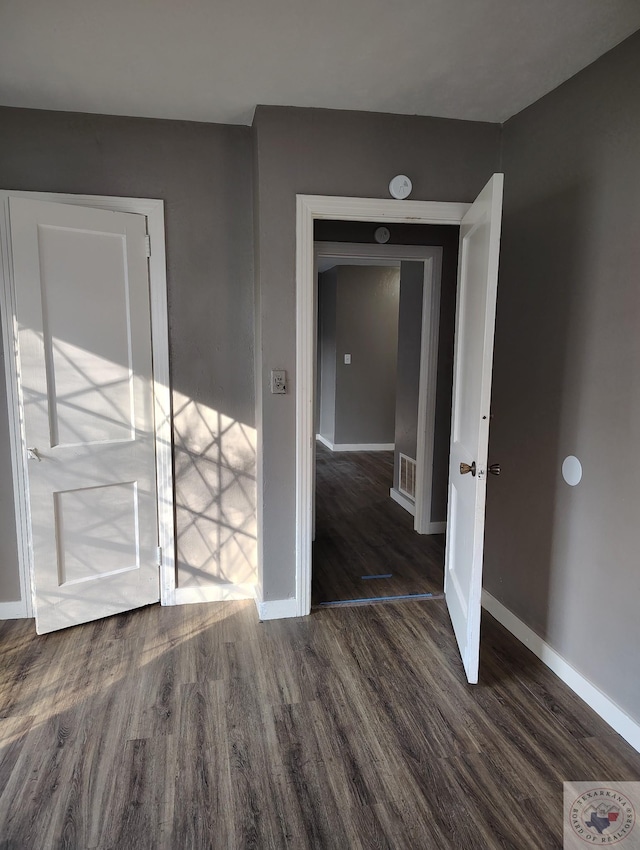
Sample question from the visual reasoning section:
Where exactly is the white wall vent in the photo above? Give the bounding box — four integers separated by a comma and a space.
398, 453, 416, 501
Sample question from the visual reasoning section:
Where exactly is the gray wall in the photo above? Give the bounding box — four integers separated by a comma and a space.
0, 106, 256, 599
254, 105, 501, 600
332, 265, 399, 445
393, 262, 423, 487
318, 265, 400, 447
317, 269, 337, 443
485, 30, 640, 724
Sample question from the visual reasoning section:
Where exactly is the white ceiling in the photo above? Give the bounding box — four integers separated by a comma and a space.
1, 0, 639, 126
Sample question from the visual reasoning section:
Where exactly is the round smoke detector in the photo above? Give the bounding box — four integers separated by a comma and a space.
389, 175, 412, 200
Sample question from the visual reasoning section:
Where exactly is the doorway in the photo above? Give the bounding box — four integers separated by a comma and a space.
295, 181, 504, 683
312, 239, 453, 607
294, 194, 471, 617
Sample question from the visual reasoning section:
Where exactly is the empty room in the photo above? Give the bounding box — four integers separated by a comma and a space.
1, 2, 640, 848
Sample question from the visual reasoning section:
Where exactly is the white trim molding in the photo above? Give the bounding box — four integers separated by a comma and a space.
297, 195, 471, 618
307, 196, 470, 226
315, 433, 334, 450
0, 190, 176, 617
256, 597, 299, 621
390, 487, 416, 516
333, 442, 395, 452
482, 590, 640, 754
317, 437, 394, 452
315, 241, 445, 266
0, 600, 30, 620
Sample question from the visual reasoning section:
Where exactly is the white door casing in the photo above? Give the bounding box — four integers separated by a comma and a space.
9, 197, 161, 633
444, 174, 504, 683
295, 197, 470, 619
313, 242, 443, 535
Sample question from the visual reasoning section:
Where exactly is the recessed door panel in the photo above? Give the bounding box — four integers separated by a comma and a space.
452, 222, 490, 451
54, 482, 140, 586
37, 225, 135, 446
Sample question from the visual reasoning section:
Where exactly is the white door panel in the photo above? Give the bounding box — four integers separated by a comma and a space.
10, 197, 159, 633
444, 174, 503, 683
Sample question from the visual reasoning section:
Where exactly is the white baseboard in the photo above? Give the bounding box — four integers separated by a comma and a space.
0, 599, 29, 620
255, 596, 299, 621
482, 590, 640, 754
316, 434, 394, 452
173, 582, 255, 605
334, 442, 394, 452
425, 521, 446, 534
389, 487, 416, 516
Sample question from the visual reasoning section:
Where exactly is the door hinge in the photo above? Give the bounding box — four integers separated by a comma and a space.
157, 546, 162, 566
145, 234, 151, 258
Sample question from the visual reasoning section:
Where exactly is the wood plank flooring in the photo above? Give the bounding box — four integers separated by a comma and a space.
1, 599, 639, 848
312, 444, 444, 604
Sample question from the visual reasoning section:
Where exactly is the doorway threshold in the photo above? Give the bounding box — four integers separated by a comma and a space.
314, 592, 444, 610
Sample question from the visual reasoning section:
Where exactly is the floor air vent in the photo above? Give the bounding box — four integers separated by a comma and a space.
399, 453, 417, 500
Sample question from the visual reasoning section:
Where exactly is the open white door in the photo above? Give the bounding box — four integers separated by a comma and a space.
444, 173, 504, 683
9, 197, 160, 634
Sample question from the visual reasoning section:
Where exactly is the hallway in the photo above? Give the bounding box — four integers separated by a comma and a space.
312, 443, 444, 606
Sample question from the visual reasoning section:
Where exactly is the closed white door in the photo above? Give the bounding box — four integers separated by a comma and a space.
444, 174, 504, 683
10, 197, 160, 634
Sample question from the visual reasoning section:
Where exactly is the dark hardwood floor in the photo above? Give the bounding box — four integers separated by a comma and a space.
1, 600, 639, 848
312, 444, 444, 605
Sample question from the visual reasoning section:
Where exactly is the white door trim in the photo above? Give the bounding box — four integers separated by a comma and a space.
316, 241, 442, 263
297, 195, 471, 617
0, 190, 176, 618
315, 241, 442, 535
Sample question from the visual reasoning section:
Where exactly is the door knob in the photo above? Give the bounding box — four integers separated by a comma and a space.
489, 463, 501, 476
27, 447, 41, 462
460, 461, 476, 476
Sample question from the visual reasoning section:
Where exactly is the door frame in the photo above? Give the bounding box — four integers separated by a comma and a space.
315, 241, 443, 534
0, 190, 176, 619
296, 195, 471, 616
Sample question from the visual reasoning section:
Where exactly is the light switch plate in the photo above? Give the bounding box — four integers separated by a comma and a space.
270, 369, 286, 394
344, 354, 351, 364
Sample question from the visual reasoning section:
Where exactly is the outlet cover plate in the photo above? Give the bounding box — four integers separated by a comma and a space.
271, 369, 286, 394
